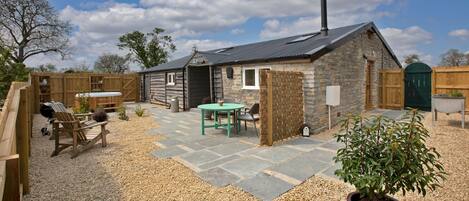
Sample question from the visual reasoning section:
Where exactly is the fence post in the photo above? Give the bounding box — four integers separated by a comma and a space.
400, 70, 405, 109
1, 154, 20, 201
17, 88, 30, 194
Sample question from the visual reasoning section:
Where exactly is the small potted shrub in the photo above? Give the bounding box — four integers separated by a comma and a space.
335, 109, 446, 201
201, 96, 213, 119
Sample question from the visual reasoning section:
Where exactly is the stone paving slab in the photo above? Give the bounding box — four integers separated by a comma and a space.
180, 150, 221, 166
320, 140, 345, 151
151, 146, 187, 159
198, 155, 241, 170
155, 139, 184, 147
222, 156, 273, 178
268, 151, 331, 181
235, 173, 294, 201
208, 142, 254, 156
198, 167, 240, 187
284, 137, 324, 151
253, 146, 304, 163
196, 136, 236, 148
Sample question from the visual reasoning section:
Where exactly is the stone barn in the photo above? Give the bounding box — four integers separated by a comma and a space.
140, 20, 401, 132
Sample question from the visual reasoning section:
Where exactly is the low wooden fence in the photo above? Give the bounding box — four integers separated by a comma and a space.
259, 70, 304, 146
0, 82, 33, 201
30, 72, 140, 113
433, 66, 469, 111
379, 69, 404, 109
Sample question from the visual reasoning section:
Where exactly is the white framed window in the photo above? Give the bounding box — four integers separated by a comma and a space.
242, 67, 270, 90
166, 72, 175, 85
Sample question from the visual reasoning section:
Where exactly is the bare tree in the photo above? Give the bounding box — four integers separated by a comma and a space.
94, 54, 131, 73
0, 0, 71, 63
35, 63, 56, 72
63, 62, 90, 73
440, 49, 466, 66
403, 54, 421, 65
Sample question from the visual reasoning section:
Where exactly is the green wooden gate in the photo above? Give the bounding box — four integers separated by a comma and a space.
404, 63, 432, 111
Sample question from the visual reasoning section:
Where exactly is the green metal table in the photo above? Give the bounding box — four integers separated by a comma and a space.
198, 103, 245, 137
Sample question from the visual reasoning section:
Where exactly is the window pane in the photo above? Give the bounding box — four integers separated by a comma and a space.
244, 69, 255, 86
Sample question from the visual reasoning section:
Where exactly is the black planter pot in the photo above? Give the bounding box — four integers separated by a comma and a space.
347, 192, 398, 201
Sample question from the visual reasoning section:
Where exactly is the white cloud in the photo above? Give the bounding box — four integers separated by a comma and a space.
230, 28, 245, 35
26, 0, 395, 68
449, 29, 469, 40
381, 26, 433, 64
172, 39, 236, 58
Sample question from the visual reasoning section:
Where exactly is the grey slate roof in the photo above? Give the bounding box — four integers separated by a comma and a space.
141, 22, 400, 73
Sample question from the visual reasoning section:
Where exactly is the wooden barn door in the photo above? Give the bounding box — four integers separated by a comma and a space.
365, 60, 374, 109
122, 75, 138, 101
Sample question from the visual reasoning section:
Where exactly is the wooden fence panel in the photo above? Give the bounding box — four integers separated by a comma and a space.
379, 69, 404, 109
433, 66, 469, 112
31, 73, 140, 112
0, 82, 32, 201
259, 70, 304, 146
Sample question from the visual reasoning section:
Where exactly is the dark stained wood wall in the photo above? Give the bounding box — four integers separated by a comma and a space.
149, 70, 186, 109
188, 67, 211, 107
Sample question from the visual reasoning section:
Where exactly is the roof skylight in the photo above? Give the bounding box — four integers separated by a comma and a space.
287, 33, 318, 44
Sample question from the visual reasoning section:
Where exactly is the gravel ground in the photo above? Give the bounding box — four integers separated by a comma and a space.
24, 109, 469, 201
25, 111, 255, 201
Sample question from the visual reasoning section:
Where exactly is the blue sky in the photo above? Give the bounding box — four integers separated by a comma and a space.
26, 0, 469, 69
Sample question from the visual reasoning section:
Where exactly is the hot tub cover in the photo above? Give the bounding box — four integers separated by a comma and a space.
75, 92, 122, 97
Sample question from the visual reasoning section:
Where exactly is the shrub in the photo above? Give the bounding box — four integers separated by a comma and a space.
92, 110, 108, 122
134, 104, 145, 117
334, 109, 446, 200
73, 92, 90, 114
448, 90, 463, 97
117, 106, 129, 121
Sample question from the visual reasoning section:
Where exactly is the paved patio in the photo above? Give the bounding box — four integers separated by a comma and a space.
146, 106, 405, 201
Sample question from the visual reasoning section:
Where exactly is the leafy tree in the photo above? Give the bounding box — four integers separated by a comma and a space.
403, 54, 421, 65
0, 46, 29, 100
118, 27, 176, 69
94, 53, 131, 73
0, 0, 72, 63
440, 49, 466, 66
34, 63, 57, 72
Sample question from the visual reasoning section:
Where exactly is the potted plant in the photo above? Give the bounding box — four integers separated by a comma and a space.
201, 97, 213, 119
335, 109, 446, 201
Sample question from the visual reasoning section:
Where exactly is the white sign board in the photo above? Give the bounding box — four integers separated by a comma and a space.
326, 86, 340, 106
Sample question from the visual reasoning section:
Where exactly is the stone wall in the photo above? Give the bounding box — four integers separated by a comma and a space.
217, 29, 400, 133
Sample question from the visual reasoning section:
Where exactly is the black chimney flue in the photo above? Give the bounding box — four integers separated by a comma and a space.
320, 0, 328, 36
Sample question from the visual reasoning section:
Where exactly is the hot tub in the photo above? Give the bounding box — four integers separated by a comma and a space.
75, 92, 123, 111
432, 94, 465, 128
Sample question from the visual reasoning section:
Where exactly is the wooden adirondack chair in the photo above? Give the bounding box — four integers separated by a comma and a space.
51, 110, 109, 158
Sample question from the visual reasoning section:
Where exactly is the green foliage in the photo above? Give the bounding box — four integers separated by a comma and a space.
118, 27, 176, 69
94, 53, 131, 73
34, 63, 57, 72
334, 110, 446, 200
134, 104, 145, 117
448, 90, 464, 97
73, 93, 90, 114
118, 106, 129, 121
0, 46, 30, 100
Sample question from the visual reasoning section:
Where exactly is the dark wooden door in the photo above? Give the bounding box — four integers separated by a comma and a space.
404, 63, 432, 111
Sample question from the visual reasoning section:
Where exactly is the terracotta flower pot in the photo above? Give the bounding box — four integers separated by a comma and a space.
347, 192, 398, 201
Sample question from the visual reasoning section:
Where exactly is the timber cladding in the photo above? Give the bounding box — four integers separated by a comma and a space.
30, 72, 140, 113
379, 69, 404, 109
259, 70, 304, 146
